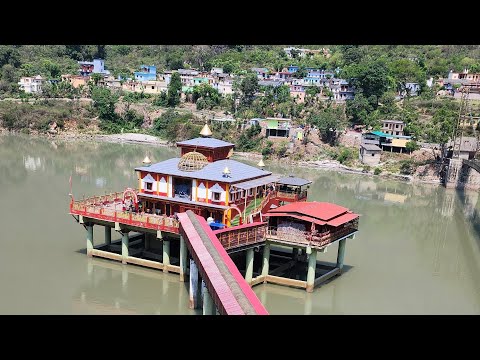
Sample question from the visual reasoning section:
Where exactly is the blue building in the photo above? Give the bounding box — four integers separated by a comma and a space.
78, 59, 110, 77
134, 65, 157, 82
287, 66, 299, 73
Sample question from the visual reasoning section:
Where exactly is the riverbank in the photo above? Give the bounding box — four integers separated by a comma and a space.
0, 129, 442, 186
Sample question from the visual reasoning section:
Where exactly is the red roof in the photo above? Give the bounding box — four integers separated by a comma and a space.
264, 212, 326, 225
326, 212, 359, 227
268, 201, 349, 221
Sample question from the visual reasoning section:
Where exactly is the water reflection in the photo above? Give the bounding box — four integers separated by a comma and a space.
1, 134, 480, 314
73, 257, 194, 315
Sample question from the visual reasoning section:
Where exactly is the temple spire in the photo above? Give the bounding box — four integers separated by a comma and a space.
200, 123, 212, 137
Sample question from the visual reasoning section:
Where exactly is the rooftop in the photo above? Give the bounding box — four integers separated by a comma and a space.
382, 120, 404, 124
277, 176, 312, 187
176, 137, 234, 149
266, 201, 359, 226
361, 144, 382, 151
135, 158, 272, 183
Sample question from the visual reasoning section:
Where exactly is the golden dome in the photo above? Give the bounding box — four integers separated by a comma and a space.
178, 151, 209, 172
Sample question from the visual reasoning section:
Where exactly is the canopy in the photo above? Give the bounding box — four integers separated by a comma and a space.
232, 174, 281, 190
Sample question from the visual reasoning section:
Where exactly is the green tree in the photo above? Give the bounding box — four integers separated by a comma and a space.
167, 72, 182, 107
91, 86, 118, 122
345, 60, 390, 100
308, 107, 346, 145
239, 72, 259, 106
405, 140, 420, 153
389, 59, 425, 95
90, 73, 103, 85
192, 83, 220, 110
425, 105, 457, 158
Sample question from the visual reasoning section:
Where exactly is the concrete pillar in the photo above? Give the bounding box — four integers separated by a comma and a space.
306, 249, 317, 293
261, 243, 270, 282
336, 238, 347, 270
86, 224, 93, 257
245, 248, 254, 285
179, 236, 187, 282
104, 226, 111, 246
189, 259, 200, 309
163, 239, 170, 273
121, 231, 129, 265
202, 280, 216, 315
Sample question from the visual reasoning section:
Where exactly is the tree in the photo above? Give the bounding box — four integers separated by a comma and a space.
42, 60, 61, 79
389, 59, 425, 95
192, 83, 220, 110
239, 72, 259, 106
346, 93, 374, 125
91, 86, 119, 122
293, 66, 307, 79
405, 140, 420, 153
339, 45, 365, 66
346, 60, 390, 100
90, 73, 103, 85
167, 72, 182, 107
425, 105, 457, 159
308, 107, 346, 145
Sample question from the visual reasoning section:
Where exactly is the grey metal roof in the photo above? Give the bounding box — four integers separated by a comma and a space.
135, 158, 272, 184
361, 144, 382, 151
138, 193, 228, 210
277, 176, 312, 187
232, 174, 282, 190
176, 137, 234, 148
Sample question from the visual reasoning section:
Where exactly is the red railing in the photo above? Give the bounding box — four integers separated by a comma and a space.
214, 222, 268, 250
69, 193, 180, 233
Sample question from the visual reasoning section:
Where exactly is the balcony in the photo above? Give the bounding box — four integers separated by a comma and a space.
266, 222, 358, 249
275, 190, 308, 202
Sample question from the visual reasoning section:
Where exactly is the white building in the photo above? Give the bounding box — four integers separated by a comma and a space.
18, 75, 45, 94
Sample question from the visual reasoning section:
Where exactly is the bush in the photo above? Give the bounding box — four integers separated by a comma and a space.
405, 140, 420, 153
337, 148, 353, 164
374, 167, 382, 175
399, 159, 416, 175
362, 165, 371, 172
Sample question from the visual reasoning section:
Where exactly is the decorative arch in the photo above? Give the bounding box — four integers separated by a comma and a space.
123, 187, 138, 209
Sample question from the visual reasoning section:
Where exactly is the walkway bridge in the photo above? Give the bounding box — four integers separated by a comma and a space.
178, 211, 268, 315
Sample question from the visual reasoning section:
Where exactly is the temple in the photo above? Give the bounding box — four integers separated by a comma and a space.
68, 123, 360, 313
133, 123, 311, 226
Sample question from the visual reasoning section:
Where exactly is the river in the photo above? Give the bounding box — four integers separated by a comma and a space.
1, 134, 480, 314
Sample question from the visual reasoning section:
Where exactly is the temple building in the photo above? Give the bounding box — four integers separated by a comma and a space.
134, 124, 311, 226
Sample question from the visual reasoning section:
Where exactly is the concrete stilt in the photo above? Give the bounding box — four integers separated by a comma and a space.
189, 259, 200, 309
261, 243, 270, 282
163, 239, 170, 273
121, 231, 129, 265
245, 248, 254, 285
121, 267, 128, 293
292, 248, 299, 260
202, 280, 216, 315
306, 249, 317, 293
86, 224, 93, 257
104, 226, 111, 246
144, 233, 150, 250
179, 236, 187, 282
336, 238, 347, 270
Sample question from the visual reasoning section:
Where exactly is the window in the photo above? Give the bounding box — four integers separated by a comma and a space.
213, 192, 221, 201
396, 124, 399, 128
248, 188, 253, 196
145, 182, 153, 191
372, 153, 375, 156
396, 132, 400, 135
152, 86, 154, 89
